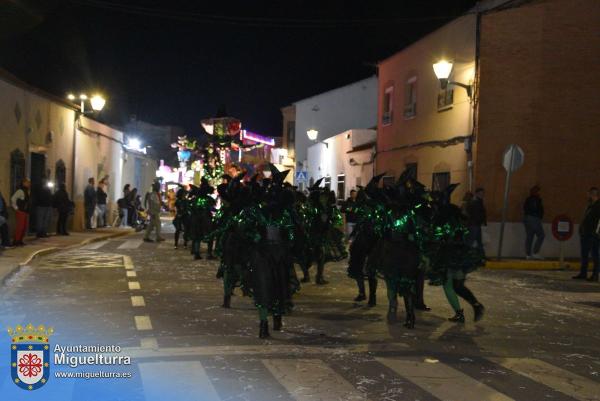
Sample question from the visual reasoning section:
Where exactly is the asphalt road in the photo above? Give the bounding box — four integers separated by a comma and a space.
1, 223, 600, 401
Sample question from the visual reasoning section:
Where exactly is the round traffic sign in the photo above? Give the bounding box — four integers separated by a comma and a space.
552, 214, 573, 241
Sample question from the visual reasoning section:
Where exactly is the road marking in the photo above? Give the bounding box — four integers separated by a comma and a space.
126, 270, 137, 277
138, 361, 220, 401
263, 358, 367, 401
119, 342, 409, 359
158, 242, 173, 249
81, 240, 108, 250
134, 315, 153, 330
377, 357, 514, 401
140, 337, 158, 349
131, 295, 145, 307
123, 255, 134, 270
492, 357, 600, 401
117, 239, 142, 249
128, 281, 141, 290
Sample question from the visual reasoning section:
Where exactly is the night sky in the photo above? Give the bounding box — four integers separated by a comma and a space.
0, 0, 476, 138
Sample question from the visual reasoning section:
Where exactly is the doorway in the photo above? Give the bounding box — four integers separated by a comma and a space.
29, 152, 46, 232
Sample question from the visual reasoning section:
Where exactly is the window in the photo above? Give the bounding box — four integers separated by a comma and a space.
10, 149, 25, 195
324, 176, 331, 190
55, 159, 66, 186
382, 86, 393, 125
404, 77, 417, 119
406, 163, 418, 180
337, 174, 345, 201
432, 172, 450, 192
437, 88, 454, 111
382, 175, 395, 188
287, 121, 295, 143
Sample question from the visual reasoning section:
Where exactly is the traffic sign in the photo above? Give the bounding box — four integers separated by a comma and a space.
295, 171, 307, 182
502, 144, 524, 172
552, 214, 573, 241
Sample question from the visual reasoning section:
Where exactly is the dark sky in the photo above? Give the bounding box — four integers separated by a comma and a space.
0, 0, 476, 138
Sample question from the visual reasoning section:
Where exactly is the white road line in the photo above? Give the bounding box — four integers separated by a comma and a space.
128, 281, 141, 290
377, 357, 514, 401
131, 295, 145, 307
492, 357, 600, 401
263, 358, 367, 401
81, 240, 108, 250
117, 239, 142, 249
134, 315, 153, 330
123, 256, 134, 270
138, 361, 220, 401
140, 337, 158, 349
126, 270, 137, 277
120, 342, 408, 359
157, 242, 173, 249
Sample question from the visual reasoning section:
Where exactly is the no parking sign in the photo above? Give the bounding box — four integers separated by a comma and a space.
552, 215, 573, 241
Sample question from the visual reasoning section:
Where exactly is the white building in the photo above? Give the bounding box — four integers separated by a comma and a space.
293, 76, 377, 186
307, 129, 376, 201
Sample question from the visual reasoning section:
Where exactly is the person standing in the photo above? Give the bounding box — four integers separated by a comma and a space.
573, 187, 600, 282
84, 177, 96, 230
118, 184, 131, 227
342, 189, 358, 242
523, 185, 545, 260
466, 187, 487, 256
11, 179, 31, 246
53, 183, 73, 235
96, 178, 108, 228
0, 190, 11, 248
34, 179, 53, 238
143, 181, 165, 242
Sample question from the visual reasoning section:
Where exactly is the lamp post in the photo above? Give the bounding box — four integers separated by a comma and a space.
432, 60, 472, 98
306, 129, 328, 148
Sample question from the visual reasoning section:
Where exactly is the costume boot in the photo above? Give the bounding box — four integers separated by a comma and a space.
222, 295, 231, 309
315, 263, 328, 285
300, 266, 310, 283
273, 315, 282, 331
259, 320, 270, 339
354, 279, 366, 301
403, 294, 416, 329
367, 278, 377, 307
448, 309, 465, 323
473, 302, 485, 322
387, 305, 397, 324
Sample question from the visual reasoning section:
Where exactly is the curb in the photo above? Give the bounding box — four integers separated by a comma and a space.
1, 229, 134, 286
484, 261, 576, 271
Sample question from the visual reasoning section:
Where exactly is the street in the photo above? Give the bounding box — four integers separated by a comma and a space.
1, 223, 600, 401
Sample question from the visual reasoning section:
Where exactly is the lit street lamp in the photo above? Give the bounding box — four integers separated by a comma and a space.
67, 92, 106, 113
432, 60, 472, 98
307, 129, 319, 141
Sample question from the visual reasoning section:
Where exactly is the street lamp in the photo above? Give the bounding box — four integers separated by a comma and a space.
67, 92, 106, 113
432, 60, 472, 98
307, 129, 318, 141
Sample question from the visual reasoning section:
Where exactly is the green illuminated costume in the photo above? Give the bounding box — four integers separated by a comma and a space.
188, 179, 216, 260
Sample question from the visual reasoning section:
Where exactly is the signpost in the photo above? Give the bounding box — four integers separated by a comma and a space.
552, 214, 573, 269
497, 144, 525, 260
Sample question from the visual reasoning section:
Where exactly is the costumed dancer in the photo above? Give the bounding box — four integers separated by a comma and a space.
427, 184, 485, 323
301, 179, 347, 285
189, 179, 216, 260
173, 186, 188, 249
346, 174, 386, 306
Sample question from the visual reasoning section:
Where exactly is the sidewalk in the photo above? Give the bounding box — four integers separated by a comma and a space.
0, 227, 134, 285
485, 258, 577, 271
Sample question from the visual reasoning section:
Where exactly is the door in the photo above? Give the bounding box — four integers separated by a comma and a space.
29, 152, 46, 232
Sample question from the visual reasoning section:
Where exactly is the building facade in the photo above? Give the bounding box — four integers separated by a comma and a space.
307, 129, 376, 200
0, 69, 157, 233
291, 76, 377, 187
376, 0, 600, 257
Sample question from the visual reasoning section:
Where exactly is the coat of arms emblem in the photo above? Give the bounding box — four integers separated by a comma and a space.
7, 323, 53, 390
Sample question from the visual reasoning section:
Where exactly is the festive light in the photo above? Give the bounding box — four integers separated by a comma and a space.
241, 130, 275, 146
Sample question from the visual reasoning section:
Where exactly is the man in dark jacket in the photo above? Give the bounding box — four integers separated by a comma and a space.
341, 189, 358, 241
573, 187, 600, 281
466, 187, 487, 256
523, 185, 545, 260
84, 177, 96, 229
34, 179, 54, 238
53, 183, 73, 235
